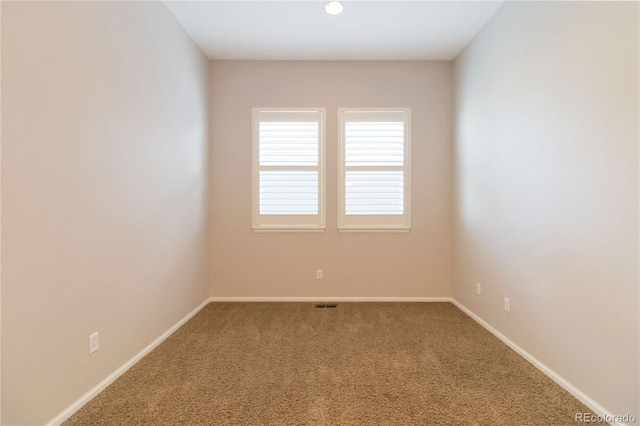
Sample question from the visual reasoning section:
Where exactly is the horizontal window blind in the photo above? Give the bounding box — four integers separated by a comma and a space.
259, 122, 319, 166
338, 109, 411, 231
252, 109, 325, 231
345, 122, 405, 167
259, 171, 318, 215
345, 171, 403, 215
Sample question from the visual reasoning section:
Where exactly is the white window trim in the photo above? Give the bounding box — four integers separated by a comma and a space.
252, 108, 326, 233
337, 108, 412, 233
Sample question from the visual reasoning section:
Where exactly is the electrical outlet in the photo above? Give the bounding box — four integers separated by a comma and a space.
476, 283, 481, 296
504, 297, 511, 313
89, 332, 99, 354
316, 269, 323, 280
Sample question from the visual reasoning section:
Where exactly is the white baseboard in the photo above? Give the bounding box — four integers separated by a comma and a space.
209, 296, 453, 302
450, 299, 626, 426
46, 298, 211, 426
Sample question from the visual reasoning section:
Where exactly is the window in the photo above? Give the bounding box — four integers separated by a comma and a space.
252, 108, 325, 232
338, 108, 411, 232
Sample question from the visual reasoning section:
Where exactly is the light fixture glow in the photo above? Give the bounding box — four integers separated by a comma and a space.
325, 1, 343, 15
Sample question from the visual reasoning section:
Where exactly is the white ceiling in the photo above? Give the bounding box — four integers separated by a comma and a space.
163, 1, 504, 60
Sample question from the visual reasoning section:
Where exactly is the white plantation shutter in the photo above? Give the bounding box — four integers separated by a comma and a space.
338, 109, 411, 231
252, 109, 325, 231
259, 171, 318, 215
345, 171, 403, 215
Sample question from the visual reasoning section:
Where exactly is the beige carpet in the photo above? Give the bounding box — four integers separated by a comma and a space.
65, 302, 600, 425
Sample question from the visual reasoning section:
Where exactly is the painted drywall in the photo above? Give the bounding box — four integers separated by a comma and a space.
1, 2, 210, 424
209, 61, 453, 298
454, 1, 639, 418
0, 2, 4, 422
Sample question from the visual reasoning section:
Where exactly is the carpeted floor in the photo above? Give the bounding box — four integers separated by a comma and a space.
65, 302, 600, 425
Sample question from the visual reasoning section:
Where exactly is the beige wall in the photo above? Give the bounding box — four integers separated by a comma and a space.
209, 61, 453, 298
454, 1, 639, 418
1, 2, 210, 424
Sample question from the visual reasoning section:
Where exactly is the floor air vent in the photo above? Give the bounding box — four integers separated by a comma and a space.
315, 304, 337, 308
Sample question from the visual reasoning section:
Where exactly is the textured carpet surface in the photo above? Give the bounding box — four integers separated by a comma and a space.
65, 302, 599, 425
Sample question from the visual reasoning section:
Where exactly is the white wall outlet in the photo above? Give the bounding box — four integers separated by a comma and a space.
476, 283, 481, 296
504, 297, 511, 313
316, 269, 323, 280
89, 332, 99, 354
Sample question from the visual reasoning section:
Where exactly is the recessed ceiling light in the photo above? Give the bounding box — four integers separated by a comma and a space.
325, 1, 344, 16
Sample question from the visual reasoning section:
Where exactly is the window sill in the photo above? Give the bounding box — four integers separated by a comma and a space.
253, 227, 326, 233
338, 227, 410, 234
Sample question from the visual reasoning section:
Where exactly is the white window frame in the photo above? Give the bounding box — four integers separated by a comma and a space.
252, 108, 326, 233
337, 108, 411, 233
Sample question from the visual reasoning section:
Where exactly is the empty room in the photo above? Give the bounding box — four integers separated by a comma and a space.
1, 0, 638, 425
